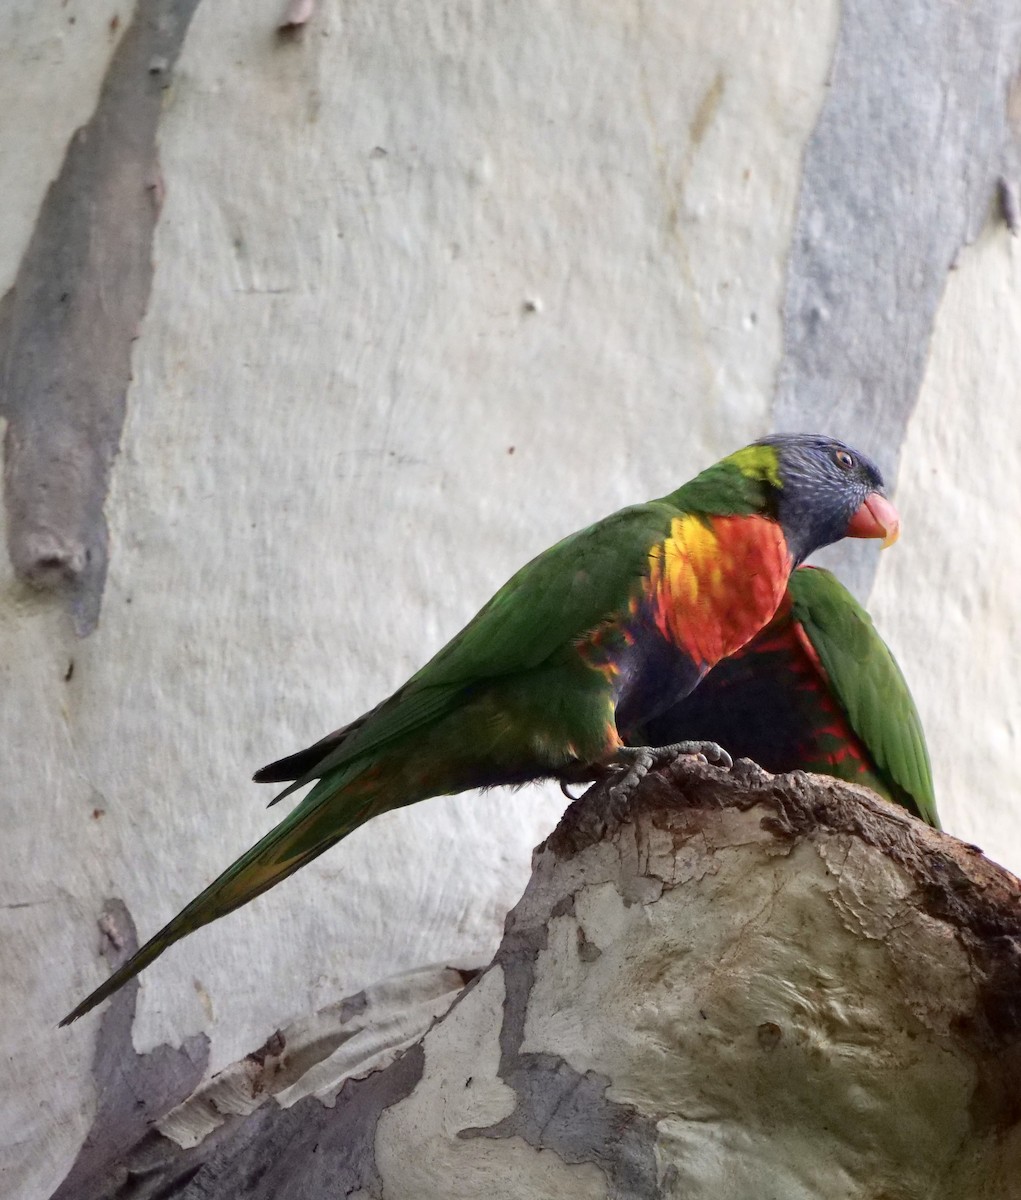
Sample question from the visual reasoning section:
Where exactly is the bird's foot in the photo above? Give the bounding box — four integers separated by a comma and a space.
607, 741, 732, 812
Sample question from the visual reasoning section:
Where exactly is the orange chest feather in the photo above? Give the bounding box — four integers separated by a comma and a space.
644, 514, 793, 671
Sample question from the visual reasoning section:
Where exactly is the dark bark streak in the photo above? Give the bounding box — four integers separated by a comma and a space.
773, 0, 1021, 599
51, 900, 210, 1200
455, 813, 660, 1198
52, 923, 427, 1200
166, 1046, 426, 1200
0, 0, 201, 635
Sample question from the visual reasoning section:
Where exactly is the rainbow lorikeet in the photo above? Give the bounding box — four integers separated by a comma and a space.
62, 434, 899, 1024
637, 565, 938, 827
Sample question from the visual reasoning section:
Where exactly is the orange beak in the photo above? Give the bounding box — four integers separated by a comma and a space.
847, 492, 900, 548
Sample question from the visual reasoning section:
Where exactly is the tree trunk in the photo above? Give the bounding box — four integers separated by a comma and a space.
3, 2, 1021, 1195
53, 762, 1021, 1199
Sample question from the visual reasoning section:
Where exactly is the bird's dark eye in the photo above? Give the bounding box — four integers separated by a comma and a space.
834, 448, 855, 470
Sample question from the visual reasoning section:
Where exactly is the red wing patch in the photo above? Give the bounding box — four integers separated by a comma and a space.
791, 620, 875, 780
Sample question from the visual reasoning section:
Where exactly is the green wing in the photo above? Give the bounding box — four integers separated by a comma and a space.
261, 446, 778, 795
264, 502, 679, 794
789, 567, 939, 829
415, 504, 675, 683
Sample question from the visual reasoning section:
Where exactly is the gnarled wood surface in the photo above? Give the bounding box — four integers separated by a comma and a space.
54, 761, 1021, 1199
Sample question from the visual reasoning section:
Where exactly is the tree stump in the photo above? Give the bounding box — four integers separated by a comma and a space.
53, 760, 1021, 1199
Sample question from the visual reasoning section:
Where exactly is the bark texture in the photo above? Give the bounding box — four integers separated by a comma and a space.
54, 762, 1021, 1199
0, 0, 201, 634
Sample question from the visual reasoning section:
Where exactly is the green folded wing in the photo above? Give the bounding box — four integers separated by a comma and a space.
273, 503, 679, 793
417, 505, 677, 681
789, 567, 939, 829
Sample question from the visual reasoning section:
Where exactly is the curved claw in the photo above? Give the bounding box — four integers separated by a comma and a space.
679, 739, 733, 770
608, 740, 733, 810
618, 740, 733, 772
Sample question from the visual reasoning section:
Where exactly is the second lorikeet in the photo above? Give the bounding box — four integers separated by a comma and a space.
637, 565, 938, 827
62, 433, 899, 1024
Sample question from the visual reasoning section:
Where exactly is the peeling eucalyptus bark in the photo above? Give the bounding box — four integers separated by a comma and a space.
51, 958, 470, 1200
0, 0, 201, 635
54, 765, 1021, 1199
459, 899, 660, 1200
773, 0, 1021, 596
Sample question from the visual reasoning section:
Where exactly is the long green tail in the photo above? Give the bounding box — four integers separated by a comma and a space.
60, 769, 381, 1025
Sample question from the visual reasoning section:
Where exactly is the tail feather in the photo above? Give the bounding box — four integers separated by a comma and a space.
60, 775, 376, 1026
255, 719, 372, 807
253, 719, 363, 784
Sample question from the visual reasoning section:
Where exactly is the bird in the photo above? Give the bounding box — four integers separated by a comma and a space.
62, 433, 899, 1024
637, 565, 938, 827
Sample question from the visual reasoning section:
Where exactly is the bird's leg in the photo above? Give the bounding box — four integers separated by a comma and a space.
608, 740, 733, 805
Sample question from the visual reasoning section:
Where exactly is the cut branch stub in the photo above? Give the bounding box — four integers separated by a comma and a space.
55, 763, 1021, 1199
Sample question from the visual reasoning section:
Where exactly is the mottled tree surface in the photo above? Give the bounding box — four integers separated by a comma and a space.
55, 762, 1021, 1200
0, 0, 202, 635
